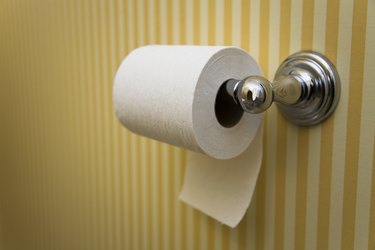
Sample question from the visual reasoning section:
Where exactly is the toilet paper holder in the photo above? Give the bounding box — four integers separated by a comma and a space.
219, 51, 340, 126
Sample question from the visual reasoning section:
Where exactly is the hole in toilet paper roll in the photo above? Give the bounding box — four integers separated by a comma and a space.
215, 80, 244, 128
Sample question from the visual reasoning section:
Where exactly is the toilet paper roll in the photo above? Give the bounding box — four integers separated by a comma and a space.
113, 45, 262, 159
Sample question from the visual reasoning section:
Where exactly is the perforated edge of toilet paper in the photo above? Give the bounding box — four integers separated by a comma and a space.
179, 122, 263, 227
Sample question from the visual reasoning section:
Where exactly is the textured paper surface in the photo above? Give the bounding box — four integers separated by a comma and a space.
179, 124, 263, 227
114, 45, 264, 227
114, 45, 262, 159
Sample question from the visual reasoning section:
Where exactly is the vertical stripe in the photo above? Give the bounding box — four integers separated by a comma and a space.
284, 124, 299, 250
179, 0, 186, 44
78, 0, 91, 247
66, 1, 80, 248
369, 138, 375, 249
294, 129, 309, 250
150, 141, 159, 250
241, 0, 250, 51
86, 1, 99, 248
19, 2, 42, 248
160, 143, 170, 249
341, 0, 368, 249
249, 0, 260, 60
179, 150, 188, 250
305, 125, 321, 250
207, 0, 215, 45
131, 134, 140, 250
156, 143, 163, 247
173, 148, 181, 250
94, 0, 105, 245
316, 0, 339, 249
80, 0, 90, 246
356, 3, 375, 249
199, 0, 208, 45
193, 0, 200, 44
231, 0, 242, 47
328, 0, 353, 249
159, 0, 167, 44
223, 0, 232, 45
154, 0, 161, 43
215, 0, 224, 44
354, 2, 375, 249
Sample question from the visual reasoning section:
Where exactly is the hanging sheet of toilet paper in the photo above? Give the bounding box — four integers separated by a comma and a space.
113, 45, 263, 227
180, 123, 262, 227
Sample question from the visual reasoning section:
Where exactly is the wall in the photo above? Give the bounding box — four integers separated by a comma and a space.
0, 0, 374, 249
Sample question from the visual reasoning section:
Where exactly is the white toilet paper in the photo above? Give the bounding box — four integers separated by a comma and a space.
114, 45, 264, 227
180, 123, 263, 227
114, 45, 262, 159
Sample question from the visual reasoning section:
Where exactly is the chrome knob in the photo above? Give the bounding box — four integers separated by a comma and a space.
227, 51, 340, 126
236, 76, 273, 114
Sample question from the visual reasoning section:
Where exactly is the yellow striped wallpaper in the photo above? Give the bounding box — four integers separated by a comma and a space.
0, 0, 374, 249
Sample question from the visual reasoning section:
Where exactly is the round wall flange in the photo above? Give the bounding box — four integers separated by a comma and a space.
274, 51, 340, 126
223, 51, 341, 126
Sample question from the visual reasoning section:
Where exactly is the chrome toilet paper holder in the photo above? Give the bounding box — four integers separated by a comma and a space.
220, 51, 340, 126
